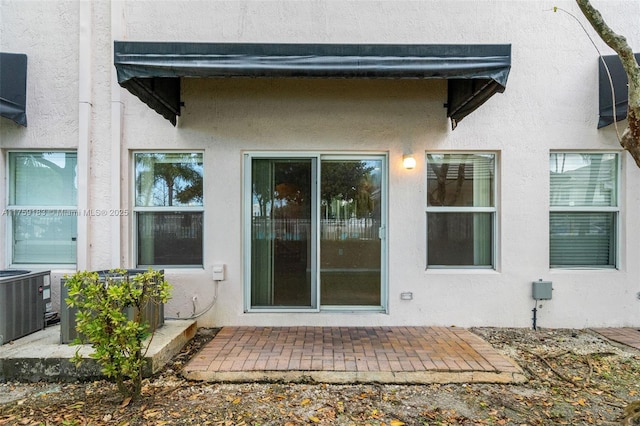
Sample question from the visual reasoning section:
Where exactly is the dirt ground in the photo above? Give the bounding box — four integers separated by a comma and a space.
1, 327, 639, 425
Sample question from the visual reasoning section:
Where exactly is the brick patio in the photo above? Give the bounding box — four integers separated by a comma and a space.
182, 326, 526, 384
592, 327, 640, 350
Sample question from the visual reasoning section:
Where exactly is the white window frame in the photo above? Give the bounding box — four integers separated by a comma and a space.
549, 151, 619, 269
425, 152, 498, 269
6, 150, 78, 267
132, 151, 205, 268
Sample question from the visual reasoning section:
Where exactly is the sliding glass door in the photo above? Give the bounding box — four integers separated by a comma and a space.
245, 153, 386, 311
250, 158, 315, 308
320, 158, 383, 306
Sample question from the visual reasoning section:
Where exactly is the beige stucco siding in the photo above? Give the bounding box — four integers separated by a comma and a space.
1, 0, 639, 328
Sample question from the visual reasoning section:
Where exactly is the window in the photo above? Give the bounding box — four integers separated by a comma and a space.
134, 152, 203, 266
8, 152, 77, 265
426, 153, 496, 268
549, 152, 618, 268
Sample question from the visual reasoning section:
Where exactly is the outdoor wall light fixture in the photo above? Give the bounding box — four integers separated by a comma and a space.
403, 155, 416, 170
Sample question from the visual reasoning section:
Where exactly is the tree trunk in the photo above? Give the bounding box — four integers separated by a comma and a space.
576, 0, 640, 167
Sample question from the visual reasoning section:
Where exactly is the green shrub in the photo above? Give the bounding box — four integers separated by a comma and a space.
65, 269, 172, 400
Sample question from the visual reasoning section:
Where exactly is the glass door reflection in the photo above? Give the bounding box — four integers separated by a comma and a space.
320, 159, 382, 306
251, 159, 315, 308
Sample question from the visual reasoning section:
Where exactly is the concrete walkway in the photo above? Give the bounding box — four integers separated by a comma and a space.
0, 320, 196, 382
182, 326, 526, 384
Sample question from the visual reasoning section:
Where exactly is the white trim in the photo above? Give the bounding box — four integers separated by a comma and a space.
425, 206, 496, 213
550, 206, 619, 212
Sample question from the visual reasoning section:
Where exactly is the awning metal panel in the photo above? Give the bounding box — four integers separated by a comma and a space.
0, 52, 28, 127
598, 53, 640, 129
114, 42, 511, 128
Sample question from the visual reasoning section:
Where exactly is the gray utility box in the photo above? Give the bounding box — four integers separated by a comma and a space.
61, 269, 165, 344
532, 280, 553, 300
0, 270, 50, 345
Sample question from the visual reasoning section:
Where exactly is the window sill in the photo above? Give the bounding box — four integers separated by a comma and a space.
425, 268, 499, 275
549, 267, 619, 273
9, 264, 76, 270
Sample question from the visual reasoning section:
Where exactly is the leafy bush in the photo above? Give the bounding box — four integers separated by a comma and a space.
65, 269, 172, 400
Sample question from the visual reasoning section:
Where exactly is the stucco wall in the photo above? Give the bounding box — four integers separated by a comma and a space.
1, 0, 639, 328
0, 0, 80, 292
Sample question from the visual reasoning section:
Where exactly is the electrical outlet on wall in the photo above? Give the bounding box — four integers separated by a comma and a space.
212, 264, 226, 281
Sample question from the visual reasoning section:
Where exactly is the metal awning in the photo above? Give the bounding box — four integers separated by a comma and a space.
0, 52, 27, 127
114, 42, 511, 128
598, 53, 639, 128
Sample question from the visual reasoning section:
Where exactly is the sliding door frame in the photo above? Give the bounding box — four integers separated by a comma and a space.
243, 151, 388, 313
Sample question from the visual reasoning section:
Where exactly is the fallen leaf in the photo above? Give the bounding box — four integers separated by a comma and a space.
390, 420, 405, 426
309, 416, 320, 423
120, 396, 132, 408
301, 398, 311, 406
144, 409, 161, 418
571, 398, 587, 406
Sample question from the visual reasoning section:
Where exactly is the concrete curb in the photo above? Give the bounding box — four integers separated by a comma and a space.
0, 320, 196, 382
182, 369, 528, 384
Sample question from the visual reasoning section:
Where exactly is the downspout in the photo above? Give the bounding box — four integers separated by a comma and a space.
111, 0, 124, 267
76, 0, 92, 270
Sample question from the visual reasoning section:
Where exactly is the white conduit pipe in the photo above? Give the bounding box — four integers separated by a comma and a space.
111, 0, 124, 266
77, 0, 93, 270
